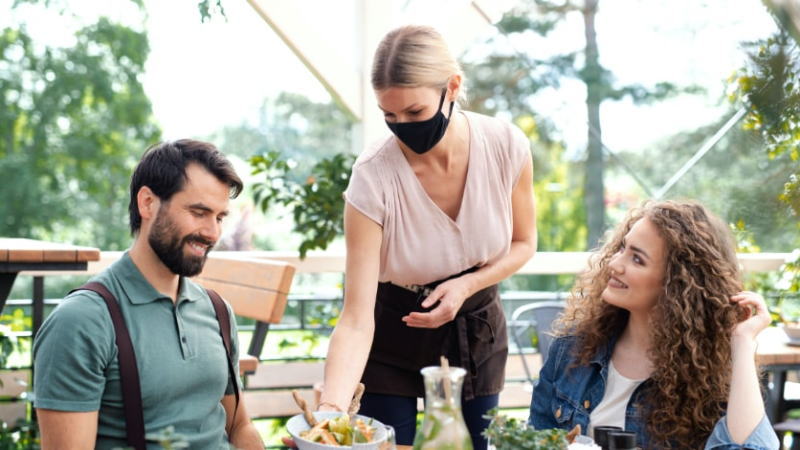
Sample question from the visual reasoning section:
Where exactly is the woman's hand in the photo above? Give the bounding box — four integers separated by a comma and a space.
402, 276, 475, 328
731, 291, 771, 341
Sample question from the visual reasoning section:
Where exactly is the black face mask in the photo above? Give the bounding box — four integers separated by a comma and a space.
386, 89, 455, 155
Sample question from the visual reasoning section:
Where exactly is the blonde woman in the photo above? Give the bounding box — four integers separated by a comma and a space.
529, 200, 778, 449
318, 25, 537, 448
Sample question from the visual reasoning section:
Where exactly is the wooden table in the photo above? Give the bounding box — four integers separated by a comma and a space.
0, 238, 100, 335
756, 327, 800, 422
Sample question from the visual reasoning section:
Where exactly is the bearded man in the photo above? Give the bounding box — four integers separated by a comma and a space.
34, 140, 263, 449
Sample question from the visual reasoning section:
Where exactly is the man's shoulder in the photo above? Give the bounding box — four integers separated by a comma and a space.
45, 266, 127, 329
34, 278, 116, 360
44, 287, 113, 333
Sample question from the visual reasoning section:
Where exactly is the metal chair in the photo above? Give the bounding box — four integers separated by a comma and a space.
509, 300, 566, 385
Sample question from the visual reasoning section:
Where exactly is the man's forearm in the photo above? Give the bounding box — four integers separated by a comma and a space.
230, 420, 264, 450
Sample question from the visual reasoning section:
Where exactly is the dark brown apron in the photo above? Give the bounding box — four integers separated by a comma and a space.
361, 282, 508, 400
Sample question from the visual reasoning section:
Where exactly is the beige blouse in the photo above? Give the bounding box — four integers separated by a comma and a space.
344, 111, 530, 286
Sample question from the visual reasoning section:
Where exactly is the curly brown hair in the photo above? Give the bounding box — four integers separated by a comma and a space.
555, 200, 743, 449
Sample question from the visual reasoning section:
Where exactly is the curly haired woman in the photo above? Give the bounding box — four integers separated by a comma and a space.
529, 200, 779, 449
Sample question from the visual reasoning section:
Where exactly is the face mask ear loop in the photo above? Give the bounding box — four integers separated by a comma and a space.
441, 88, 455, 119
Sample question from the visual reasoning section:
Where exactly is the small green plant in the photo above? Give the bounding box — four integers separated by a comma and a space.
145, 426, 190, 449
0, 420, 40, 449
482, 409, 568, 450
0, 323, 39, 449
250, 151, 356, 259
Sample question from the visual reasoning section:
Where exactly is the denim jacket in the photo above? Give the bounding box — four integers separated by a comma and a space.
528, 335, 779, 449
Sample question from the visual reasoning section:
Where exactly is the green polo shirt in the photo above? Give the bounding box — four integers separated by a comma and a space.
33, 252, 240, 450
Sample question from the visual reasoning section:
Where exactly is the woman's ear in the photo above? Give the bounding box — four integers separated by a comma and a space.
447, 74, 462, 102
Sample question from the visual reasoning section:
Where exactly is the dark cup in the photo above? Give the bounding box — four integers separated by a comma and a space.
593, 426, 623, 449
608, 431, 637, 450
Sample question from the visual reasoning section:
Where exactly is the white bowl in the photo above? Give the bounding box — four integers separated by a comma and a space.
287, 411, 387, 450
784, 325, 800, 341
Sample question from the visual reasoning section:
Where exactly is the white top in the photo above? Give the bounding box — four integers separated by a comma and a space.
344, 111, 530, 286
589, 361, 646, 438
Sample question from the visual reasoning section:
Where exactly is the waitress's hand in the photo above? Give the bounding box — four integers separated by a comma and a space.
731, 291, 771, 341
402, 276, 473, 328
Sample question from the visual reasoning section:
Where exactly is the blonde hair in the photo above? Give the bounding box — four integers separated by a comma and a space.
371, 25, 466, 102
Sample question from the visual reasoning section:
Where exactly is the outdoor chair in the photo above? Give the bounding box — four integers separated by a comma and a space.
194, 255, 296, 375
508, 300, 566, 386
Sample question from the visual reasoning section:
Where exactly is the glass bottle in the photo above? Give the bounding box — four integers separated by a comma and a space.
412, 366, 473, 450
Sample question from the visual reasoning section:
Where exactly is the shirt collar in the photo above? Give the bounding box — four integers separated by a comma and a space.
589, 332, 620, 368
114, 251, 205, 304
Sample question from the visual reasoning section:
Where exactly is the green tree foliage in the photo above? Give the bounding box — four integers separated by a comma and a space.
733, 13, 800, 306
221, 92, 354, 256
513, 115, 586, 253
196, 0, 226, 22
0, 6, 160, 250
462, 7, 589, 257
463, 0, 695, 248
613, 114, 799, 252
734, 30, 800, 214
251, 151, 355, 258
217, 92, 353, 176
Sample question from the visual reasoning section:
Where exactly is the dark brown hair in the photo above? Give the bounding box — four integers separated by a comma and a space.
128, 139, 243, 234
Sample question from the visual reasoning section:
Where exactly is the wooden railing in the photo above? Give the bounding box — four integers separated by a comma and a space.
20, 250, 795, 277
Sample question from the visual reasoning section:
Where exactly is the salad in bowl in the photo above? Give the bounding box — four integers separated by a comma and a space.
287, 411, 387, 449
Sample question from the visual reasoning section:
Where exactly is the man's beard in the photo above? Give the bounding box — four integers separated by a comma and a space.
148, 208, 214, 277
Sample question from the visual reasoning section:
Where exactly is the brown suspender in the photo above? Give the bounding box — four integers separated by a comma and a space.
75, 282, 146, 449
206, 288, 241, 427
71, 282, 239, 450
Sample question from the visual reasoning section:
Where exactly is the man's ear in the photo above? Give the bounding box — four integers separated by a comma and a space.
137, 186, 161, 222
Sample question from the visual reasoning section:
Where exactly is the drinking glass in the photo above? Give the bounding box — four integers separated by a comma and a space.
379, 424, 397, 450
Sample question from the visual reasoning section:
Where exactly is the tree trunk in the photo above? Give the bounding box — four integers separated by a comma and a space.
583, 0, 604, 249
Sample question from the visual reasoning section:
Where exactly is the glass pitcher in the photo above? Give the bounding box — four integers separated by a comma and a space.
412, 366, 473, 450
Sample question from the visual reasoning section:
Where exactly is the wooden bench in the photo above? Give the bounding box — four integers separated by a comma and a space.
239, 353, 543, 420
243, 360, 325, 418
193, 255, 296, 370
0, 369, 30, 427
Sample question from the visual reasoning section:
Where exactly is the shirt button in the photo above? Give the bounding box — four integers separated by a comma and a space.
555, 407, 562, 419
182, 337, 187, 343
584, 400, 591, 409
